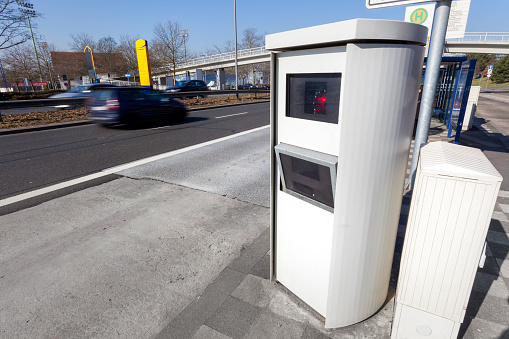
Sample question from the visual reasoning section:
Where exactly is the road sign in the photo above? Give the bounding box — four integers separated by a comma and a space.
125, 74, 131, 77
445, 0, 471, 39
405, 4, 436, 39
488, 65, 494, 70
367, 0, 432, 9
487, 66, 493, 77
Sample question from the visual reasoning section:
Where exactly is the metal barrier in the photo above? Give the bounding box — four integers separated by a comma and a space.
447, 32, 509, 42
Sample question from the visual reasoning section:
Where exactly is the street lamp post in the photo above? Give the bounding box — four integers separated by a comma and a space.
179, 29, 189, 80
234, 0, 238, 97
16, 1, 43, 85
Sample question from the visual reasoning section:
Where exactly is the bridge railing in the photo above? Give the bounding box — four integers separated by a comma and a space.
447, 32, 509, 42
179, 46, 269, 69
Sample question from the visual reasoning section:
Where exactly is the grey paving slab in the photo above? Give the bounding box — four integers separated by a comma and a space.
488, 242, 509, 260
499, 203, 509, 214
495, 258, 509, 279
490, 218, 509, 234
205, 296, 262, 339
302, 326, 343, 339
460, 317, 509, 339
466, 291, 509, 326
192, 325, 233, 339
487, 230, 509, 246
228, 227, 270, 274
244, 309, 306, 339
155, 268, 246, 339
250, 253, 270, 280
478, 255, 502, 277
472, 272, 509, 299
231, 274, 275, 308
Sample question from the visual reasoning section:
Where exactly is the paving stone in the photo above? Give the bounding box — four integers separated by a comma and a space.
231, 274, 274, 308
472, 272, 509, 299
488, 242, 509, 260
498, 191, 509, 199
250, 253, 270, 280
228, 228, 270, 274
495, 258, 509, 279
155, 268, 246, 339
302, 326, 336, 339
478, 255, 502, 276
268, 288, 323, 329
205, 296, 262, 339
398, 214, 408, 226
492, 211, 509, 223
497, 197, 509, 205
499, 203, 509, 214
244, 309, 306, 339
487, 230, 509, 246
394, 235, 404, 254
466, 290, 509, 326
399, 204, 410, 215
490, 218, 509, 234
460, 317, 509, 339
192, 325, 232, 339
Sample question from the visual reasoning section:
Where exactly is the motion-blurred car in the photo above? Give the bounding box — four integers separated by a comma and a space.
49, 83, 117, 109
87, 87, 187, 127
165, 80, 208, 93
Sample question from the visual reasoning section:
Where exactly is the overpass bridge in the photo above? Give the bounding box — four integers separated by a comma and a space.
152, 32, 509, 87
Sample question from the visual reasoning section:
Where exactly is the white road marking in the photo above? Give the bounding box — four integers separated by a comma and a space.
0, 125, 270, 208
215, 112, 248, 119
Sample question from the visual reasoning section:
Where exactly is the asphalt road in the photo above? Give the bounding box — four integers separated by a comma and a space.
0, 102, 269, 201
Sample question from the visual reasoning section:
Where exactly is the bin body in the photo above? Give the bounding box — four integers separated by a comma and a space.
267, 19, 427, 328
392, 142, 502, 338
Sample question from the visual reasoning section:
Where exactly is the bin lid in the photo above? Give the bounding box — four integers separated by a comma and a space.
265, 19, 428, 52
419, 142, 503, 183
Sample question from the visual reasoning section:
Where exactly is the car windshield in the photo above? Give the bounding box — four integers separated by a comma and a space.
67, 85, 89, 93
91, 89, 116, 102
175, 81, 190, 86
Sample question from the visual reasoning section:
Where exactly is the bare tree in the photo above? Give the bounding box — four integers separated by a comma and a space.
37, 41, 58, 87
69, 32, 96, 52
152, 20, 185, 85
3, 42, 37, 88
0, 0, 34, 50
96, 35, 117, 54
118, 33, 139, 81
240, 28, 263, 50
239, 28, 264, 84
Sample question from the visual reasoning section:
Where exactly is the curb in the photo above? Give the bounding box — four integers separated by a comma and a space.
0, 100, 270, 136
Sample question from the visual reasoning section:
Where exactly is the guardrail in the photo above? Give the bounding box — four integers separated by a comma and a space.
447, 32, 509, 42
0, 90, 270, 121
0, 97, 86, 110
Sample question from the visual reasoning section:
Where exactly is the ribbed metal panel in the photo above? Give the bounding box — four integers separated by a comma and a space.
396, 142, 502, 322
325, 43, 425, 328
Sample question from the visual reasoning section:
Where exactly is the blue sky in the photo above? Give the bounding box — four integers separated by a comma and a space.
36, 0, 508, 55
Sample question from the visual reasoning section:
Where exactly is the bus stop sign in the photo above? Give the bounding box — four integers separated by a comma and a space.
367, 0, 432, 9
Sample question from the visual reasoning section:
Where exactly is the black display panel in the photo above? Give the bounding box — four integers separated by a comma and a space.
279, 153, 334, 208
286, 73, 341, 124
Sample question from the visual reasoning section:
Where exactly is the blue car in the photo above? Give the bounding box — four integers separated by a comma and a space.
87, 87, 187, 127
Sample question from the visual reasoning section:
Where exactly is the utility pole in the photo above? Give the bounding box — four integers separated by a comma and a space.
180, 29, 189, 80
16, 1, 43, 84
407, 0, 452, 189
234, 0, 239, 97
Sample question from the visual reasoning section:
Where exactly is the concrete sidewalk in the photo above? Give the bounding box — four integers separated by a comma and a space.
1, 105, 508, 338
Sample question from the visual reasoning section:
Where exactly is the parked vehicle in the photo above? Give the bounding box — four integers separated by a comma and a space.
165, 80, 208, 93
87, 87, 187, 127
49, 83, 117, 109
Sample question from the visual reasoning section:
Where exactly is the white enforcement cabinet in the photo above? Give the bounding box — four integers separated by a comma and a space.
392, 142, 502, 338
266, 19, 427, 328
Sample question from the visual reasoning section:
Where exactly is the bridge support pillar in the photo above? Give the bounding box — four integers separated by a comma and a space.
195, 69, 203, 81
217, 68, 226, 90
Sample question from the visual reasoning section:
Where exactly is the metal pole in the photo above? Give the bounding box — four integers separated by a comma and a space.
407, 0, 452, 190
26, 13, 43, 84
234, 0, 239, 96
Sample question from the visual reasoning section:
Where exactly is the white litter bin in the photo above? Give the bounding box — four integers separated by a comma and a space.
392, 142, 503, 339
